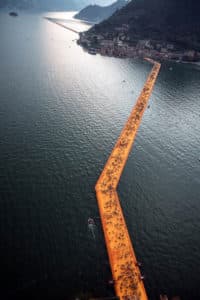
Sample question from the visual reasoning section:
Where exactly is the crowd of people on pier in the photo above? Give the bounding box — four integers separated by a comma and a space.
95, 61, 161, 300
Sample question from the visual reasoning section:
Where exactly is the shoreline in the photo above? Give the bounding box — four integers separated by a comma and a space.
77, 29, 200, 64
78, 40, 200, 65
44, 14, 200, 66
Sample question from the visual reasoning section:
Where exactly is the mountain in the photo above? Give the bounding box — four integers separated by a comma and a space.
79, 0, 200, 61
0, 0, 114, 11
74, 0, 127, 23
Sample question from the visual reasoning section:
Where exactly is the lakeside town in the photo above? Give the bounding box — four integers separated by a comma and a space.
78, 24, 200, 62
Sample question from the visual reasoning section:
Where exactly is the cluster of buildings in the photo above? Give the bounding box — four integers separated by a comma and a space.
78, 24, 200, 62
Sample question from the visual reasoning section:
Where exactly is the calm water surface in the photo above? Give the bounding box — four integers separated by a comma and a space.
0, 11, 200, 300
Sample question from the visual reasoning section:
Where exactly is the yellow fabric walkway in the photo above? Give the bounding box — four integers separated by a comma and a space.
95, 59, 161, 300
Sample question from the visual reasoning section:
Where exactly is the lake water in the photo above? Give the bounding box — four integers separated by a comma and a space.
0, 11, 200, 300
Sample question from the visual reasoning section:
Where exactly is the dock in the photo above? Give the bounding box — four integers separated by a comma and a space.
95, 59, 161, 300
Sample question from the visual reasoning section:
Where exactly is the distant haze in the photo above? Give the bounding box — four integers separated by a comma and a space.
0, 0, 115, 10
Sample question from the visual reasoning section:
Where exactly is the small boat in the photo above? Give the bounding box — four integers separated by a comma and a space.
88, 218, 96, 239
88, 218, 95, 225
9, 12, 18, 17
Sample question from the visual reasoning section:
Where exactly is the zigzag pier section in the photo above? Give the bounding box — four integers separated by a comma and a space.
95, 59, 161, 300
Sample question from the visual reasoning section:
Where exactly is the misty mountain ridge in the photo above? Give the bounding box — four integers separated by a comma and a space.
74, 0, 128, 23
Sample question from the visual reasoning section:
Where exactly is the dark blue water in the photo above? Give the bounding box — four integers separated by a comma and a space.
0, 11, 200, 300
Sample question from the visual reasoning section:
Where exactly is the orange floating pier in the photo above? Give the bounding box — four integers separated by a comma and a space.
45, 17, 79, 33
95, 59, 161, 300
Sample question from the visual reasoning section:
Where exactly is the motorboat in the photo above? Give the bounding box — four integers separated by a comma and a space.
88, 217, 95, 225
9, 12, 18, 17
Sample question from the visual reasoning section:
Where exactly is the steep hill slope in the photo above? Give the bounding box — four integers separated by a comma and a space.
92, 0, 200, 50
79, 0, 200, 61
